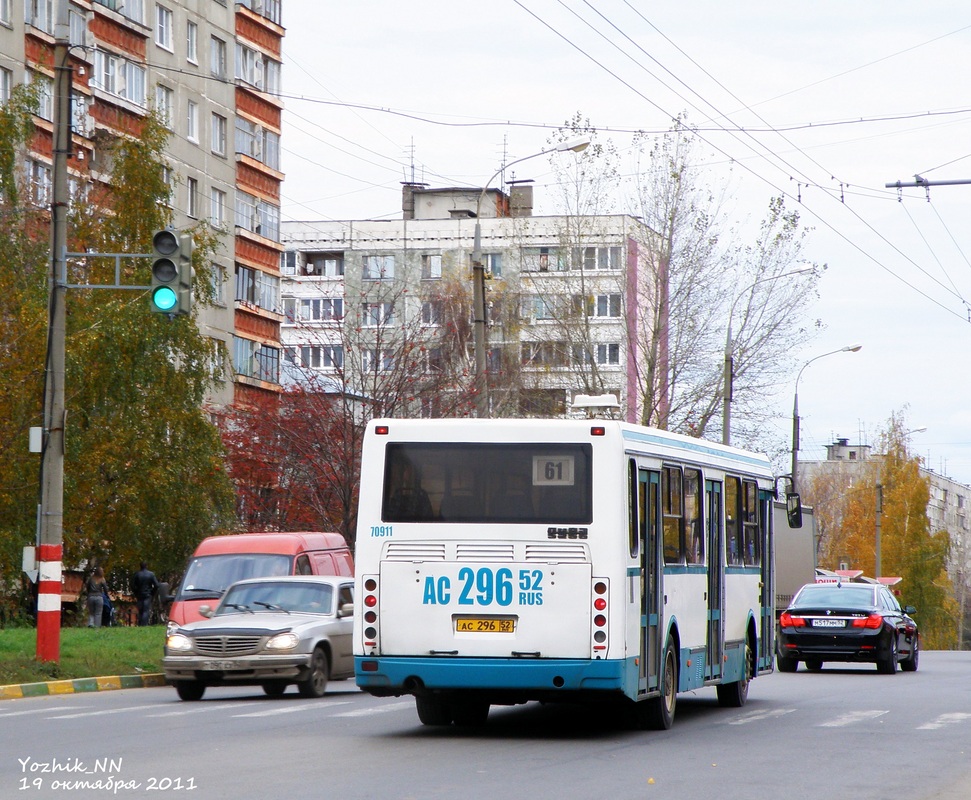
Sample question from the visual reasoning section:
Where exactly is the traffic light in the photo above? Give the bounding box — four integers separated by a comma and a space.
150, 230, 193, 316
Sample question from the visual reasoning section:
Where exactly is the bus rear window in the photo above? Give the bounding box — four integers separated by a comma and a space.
382, 442, 592, 524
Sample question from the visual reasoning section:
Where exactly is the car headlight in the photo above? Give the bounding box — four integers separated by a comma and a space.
265, 632, 299, 651
165, 633, 193, 653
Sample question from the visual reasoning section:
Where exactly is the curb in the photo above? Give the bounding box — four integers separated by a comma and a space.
0, 673, 166, 700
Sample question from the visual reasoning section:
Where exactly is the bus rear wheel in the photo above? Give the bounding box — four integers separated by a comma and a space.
416, 694, 453, 726
636, 639, 678, 731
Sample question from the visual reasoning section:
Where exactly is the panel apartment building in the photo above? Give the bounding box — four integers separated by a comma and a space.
280, 184, 657, 421
1, 0, 286, 409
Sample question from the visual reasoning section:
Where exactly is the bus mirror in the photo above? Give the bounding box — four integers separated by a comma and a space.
786, 493, 803, 528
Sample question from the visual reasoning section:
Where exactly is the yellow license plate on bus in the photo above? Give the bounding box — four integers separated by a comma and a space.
455, 618, 516, 633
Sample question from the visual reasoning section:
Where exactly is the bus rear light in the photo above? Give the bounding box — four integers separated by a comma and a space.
590, 426, 606, 436
364, 594, 377, 608
360, 660, 379, 672
364, 578, 378, 591
594, 581, 607, 595
364, 610, 377, 623
594, 598, 607, 611
375, 425, 389, 435
364, 627, 378, 639
594, 614, 607, 628
593, 630, 606, 643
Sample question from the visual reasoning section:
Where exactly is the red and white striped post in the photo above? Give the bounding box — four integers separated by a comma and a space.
36, 543, 63, 661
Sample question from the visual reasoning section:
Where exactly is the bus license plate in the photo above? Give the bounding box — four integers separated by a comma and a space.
811, 619, 845, 628
455, 618, 515, 633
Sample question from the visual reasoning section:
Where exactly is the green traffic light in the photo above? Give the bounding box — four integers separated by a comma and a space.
152, 285, 178, 312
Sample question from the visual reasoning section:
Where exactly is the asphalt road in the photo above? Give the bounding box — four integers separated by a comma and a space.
2, 651, 970, 800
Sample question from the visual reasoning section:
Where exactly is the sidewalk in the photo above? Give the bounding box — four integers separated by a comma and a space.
0, 672, 166, 700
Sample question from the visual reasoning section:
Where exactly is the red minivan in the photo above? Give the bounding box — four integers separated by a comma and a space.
166, 532, 354, 630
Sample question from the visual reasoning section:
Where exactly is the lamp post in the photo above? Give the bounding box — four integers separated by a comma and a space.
722, 267, 813, 445
790, 343, 862, 493
471, 137, 590, 417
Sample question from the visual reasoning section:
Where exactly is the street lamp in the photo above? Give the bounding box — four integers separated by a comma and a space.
471, 137, 591, 417
790, 343, 862, 493
722, 267, 813, 445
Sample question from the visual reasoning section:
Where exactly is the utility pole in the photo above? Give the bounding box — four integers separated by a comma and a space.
37, 3, 71, 662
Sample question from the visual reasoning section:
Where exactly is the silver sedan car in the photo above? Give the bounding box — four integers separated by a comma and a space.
163, 575, 354, 701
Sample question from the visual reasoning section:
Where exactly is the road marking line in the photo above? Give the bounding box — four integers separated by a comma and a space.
727, 709, 796, 725
820, 710, 889, 727
333, 701, 412, 718
149, 702, 256, 717
49, 702, 171, 719
233, 702, 328, 718
0, 705, 81, 718
918, 712, 971, 730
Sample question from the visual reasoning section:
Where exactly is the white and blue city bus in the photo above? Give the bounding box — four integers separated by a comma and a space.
354, 414, 784, 729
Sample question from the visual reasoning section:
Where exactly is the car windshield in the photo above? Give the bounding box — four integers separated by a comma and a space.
792, 585, 875, 608
216, 582, 334, 616
177, 553, 292, 599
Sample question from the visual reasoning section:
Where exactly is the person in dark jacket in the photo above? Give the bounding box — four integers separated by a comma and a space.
131, 562, 160, 626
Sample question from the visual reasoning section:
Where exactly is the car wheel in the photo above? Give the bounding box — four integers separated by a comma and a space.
297, 647, 330, 698
900, 637, 920, 672
716, 641, 752, 708
451, 696, 490, 727
877, 635, 898, 675
262, 680, 288, 697
776, 653, 798, 673
805, 659, 823, 672
416, 694, 453, 726
174, 681, 205, 701
638, 639, 678, 730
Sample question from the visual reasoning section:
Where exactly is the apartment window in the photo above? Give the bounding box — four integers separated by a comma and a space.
522, 246, 565, 273
186, 177, 198, 218
576, 246, 622, 271
484, 252, 502, 278
1, 0, 10, 25
155, 84, 173, 127
361, 302, 393, 327
362, 255, 394, 281
68, 5, 86, 46
238, 0, 281, 25
235, 190, 280, 241
235, 43, 280, 93
155, 5, 173, 50
31, 73, 53, 122
26, 0, 53, 34
363, 349, 393, 373
26, 159, 52, 206
524, 295, 557, 321
91, 50, 147, 107
186, 100, 198, 142
302, 252, 343, 277
421, 300, 442, 326
421, 254, 442, 280
210, 187, 226, 226
589, 293, 621, 318
210, 36, 227, 79
235, 264, 280, 313
597, 343, 620, 365
186, 21, 198, 63
93, 0, 145, 24
299, 345, 343, 371
211, 113, 227, 156
285, 297, 343, 323
233, 337, 279, 383
235, 117, 281, 170
211, 264, 226, 306
0, 68, 11, 105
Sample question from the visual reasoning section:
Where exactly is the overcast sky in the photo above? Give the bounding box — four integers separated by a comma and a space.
278, 1, 971, 485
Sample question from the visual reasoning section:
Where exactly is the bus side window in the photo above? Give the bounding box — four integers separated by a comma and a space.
684, 468, 704, 564
726, 476, 742, 566
662, 466, 683, 564
742, 480, 760, 566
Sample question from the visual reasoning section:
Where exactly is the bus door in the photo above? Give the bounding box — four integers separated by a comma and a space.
638, 468, 662, 693
705, 479, 724, 680
758, 490, 775, 670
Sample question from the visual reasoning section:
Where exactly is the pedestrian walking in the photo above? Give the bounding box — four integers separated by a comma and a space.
131, 561, 160, 626
85, 567, 107, 628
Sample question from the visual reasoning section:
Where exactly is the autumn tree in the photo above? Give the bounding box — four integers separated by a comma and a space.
808, 412, 957, 649
0, 109, 236, 613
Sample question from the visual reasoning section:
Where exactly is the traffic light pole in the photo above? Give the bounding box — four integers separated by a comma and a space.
37, 17, 71, 662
